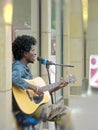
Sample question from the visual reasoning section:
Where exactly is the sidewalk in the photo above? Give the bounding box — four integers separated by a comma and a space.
69, 93, 98, 130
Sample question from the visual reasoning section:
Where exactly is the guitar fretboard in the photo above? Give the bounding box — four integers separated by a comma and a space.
41, 81, 62, 92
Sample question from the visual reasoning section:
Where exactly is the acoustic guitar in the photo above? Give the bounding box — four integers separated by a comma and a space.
12, 76, 75, 114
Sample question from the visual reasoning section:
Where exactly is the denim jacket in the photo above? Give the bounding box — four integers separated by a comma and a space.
12, 60, 33, 89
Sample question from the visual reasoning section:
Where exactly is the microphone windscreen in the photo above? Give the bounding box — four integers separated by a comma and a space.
37, 57, 47, 65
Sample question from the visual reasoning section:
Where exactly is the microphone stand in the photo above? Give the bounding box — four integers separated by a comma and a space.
45, 62, 74, 130
45, 63, 74, 103
46, 63, 54, 104
46, 63, 58, 129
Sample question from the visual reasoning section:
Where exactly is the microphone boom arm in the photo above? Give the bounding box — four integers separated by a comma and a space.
54, 63, 74, 67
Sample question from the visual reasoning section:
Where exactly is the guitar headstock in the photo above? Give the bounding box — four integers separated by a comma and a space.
65, 75, 76, 83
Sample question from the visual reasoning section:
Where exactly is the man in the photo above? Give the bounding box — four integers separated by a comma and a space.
12, 35, 74, 130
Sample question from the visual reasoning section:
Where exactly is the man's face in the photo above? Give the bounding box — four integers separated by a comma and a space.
25, 45, 36, 63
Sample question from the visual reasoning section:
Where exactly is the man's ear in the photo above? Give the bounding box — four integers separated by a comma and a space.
24, 52, 28, 57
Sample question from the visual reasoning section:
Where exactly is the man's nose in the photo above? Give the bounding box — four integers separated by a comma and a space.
34, 53, 36, 56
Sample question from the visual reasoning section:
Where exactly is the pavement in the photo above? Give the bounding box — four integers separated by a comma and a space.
69, 88, 98, 130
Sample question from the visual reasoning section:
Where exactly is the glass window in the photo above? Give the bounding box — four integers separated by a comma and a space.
51, 0, 64, 103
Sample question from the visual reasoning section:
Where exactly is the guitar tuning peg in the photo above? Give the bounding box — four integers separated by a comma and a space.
65, 75, 76, 83
68, 75, 76, 83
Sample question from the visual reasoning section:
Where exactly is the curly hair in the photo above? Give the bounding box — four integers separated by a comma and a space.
12, 35, 37, 60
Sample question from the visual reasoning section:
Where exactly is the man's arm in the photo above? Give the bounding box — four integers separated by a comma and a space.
49, 79, 69, 94
12, 68, 43, 96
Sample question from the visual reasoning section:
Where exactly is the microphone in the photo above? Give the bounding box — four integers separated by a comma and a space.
37, 57, 74, 67
37, 57, 55, 65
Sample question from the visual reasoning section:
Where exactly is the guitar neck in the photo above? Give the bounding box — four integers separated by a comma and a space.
42, 81, 62, 92
25, 75, 75, 93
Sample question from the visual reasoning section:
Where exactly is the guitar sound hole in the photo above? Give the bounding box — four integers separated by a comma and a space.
33, 96, 43, 104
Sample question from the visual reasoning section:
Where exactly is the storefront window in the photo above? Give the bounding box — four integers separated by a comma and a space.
51, 0, 64, 102
51, 0, 56, 55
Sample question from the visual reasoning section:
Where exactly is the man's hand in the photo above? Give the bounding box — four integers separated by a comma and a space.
50, 77, 69, 93
34, 86, 44, 96
59, 77, 69, 88
50, 75, 75, 93
28, 85, 44, 96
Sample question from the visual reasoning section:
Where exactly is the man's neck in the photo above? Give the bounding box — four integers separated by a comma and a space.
20, 58, 28, 66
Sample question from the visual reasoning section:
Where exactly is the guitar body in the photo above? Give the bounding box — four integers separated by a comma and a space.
12, 77, 51, 114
